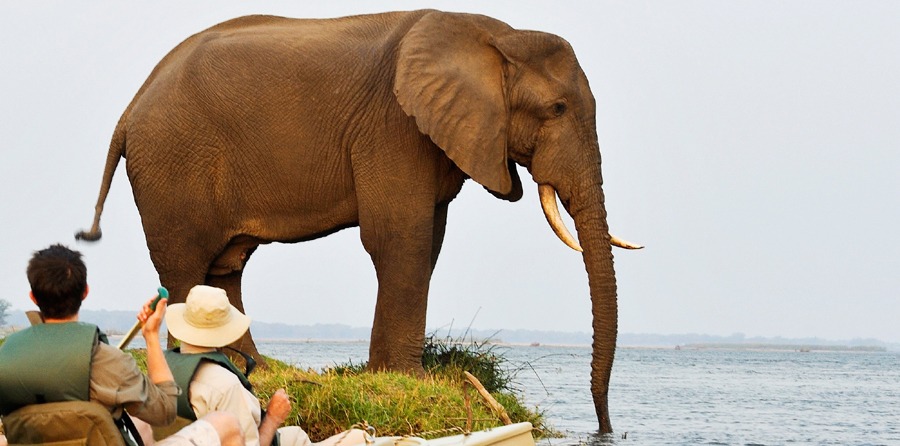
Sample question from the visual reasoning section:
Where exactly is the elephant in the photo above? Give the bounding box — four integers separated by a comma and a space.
75, 10, 640, 432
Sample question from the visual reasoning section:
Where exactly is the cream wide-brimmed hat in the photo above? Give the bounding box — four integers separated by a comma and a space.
165, 285, 251, 348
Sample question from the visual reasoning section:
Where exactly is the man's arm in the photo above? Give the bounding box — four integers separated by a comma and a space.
259, 389, 291, 446
137, 297, 174, 384
89, 296, 178, 425
90, 343, 179, 425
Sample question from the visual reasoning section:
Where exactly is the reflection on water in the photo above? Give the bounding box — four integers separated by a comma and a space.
257, 341, 900, 445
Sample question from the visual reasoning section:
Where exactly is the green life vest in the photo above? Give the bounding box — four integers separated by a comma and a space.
164, 348, 253, 420
0, 322, 100, 415
0, 322, 142, 446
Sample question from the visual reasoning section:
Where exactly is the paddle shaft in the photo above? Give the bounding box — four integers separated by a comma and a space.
116, 287, 168, 350
25, 310, 43, 326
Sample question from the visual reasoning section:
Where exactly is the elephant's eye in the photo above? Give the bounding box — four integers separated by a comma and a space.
552, 102, 567, 117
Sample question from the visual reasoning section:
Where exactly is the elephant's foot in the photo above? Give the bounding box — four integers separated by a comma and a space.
366, 345, 426, 377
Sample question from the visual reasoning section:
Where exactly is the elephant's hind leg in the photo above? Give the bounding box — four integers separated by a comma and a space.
206, 268, 262, 363
145, 241, 213, 348
205, 238, 262, 361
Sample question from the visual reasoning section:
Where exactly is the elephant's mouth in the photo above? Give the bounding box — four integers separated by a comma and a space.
538, 184, 643, 251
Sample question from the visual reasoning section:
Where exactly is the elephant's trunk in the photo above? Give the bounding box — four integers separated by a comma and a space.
566, 171, 618, 434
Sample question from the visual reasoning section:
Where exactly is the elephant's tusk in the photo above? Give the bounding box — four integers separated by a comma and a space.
538, 184, 583, 252
610, 235, 644, 250
538, 184, 645, 251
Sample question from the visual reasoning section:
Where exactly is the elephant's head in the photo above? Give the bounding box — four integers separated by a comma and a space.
395, 11, 634, 433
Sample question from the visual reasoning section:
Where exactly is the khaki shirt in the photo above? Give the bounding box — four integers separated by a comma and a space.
187, 361, 309, 446
90, 342, 180, 425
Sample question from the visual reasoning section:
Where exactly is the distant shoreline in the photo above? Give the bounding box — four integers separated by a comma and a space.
248, 340, 890, 353
3, 308, 898, 352
3, 329, 893, 353
674, 343, 887, 353
104, 337, 889, 353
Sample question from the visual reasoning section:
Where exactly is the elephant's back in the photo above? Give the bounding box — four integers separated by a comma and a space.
201, 10, 434, 38
122, 10, 441, 164
162, 10, 436, 64
126, 10, 438, 122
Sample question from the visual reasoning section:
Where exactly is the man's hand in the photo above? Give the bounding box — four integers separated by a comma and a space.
259, 388, 292, 445
266, 389, 292, 426
139, 295, 167, 339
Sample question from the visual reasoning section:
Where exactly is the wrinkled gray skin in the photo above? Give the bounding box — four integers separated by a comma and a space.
77, 10, 621, 432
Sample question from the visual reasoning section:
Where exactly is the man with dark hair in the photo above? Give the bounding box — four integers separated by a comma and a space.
25, 243, 89, 319
0, 244, 242, 446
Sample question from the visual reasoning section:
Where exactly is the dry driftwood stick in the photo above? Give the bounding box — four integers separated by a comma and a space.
464, 385, 473, 432
464, 371, 512, 425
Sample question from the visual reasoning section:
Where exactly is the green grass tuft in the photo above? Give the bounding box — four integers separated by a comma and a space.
422, 331, 511, 394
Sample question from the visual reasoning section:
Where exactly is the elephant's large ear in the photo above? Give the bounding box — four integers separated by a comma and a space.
395, 11, 513, 195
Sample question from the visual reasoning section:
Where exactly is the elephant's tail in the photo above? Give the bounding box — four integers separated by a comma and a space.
75, 119, 127, 242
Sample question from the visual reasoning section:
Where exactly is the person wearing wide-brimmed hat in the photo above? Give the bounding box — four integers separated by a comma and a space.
164, 285, 366, 446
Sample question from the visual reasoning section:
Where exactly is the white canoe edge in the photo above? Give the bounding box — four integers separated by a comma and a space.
364, 422, 535, 446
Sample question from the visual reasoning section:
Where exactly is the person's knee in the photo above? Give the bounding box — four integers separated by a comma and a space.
202, 411, 242, 444
342, 428, 369, 445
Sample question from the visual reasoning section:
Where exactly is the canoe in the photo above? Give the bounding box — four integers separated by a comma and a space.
364, 422, 535, 446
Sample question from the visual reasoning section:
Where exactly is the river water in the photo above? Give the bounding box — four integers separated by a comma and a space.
257, 341, 899, 445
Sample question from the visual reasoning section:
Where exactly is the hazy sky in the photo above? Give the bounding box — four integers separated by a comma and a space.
1, 1, 898, 343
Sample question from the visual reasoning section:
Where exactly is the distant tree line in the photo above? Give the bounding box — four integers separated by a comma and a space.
0, 298, 11, 327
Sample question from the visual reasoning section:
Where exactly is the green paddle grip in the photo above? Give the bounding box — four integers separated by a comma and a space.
151, 286, 169, 310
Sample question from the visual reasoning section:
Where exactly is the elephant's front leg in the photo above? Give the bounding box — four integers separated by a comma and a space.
360, 205, 440, 376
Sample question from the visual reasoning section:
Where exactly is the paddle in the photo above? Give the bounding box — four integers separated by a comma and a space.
116, 287, 168, 350
25, 310, 43, 326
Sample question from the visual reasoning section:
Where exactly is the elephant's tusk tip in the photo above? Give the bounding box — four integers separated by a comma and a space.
610, 235, 643, 250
